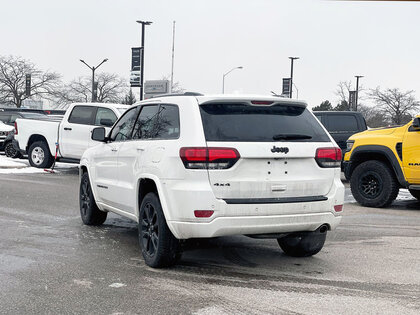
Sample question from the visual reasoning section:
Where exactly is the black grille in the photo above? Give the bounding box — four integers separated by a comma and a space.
396, 142, 403, 161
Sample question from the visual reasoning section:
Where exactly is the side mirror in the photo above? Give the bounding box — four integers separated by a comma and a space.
91, 127, 106, 142
100, 118, 114, 127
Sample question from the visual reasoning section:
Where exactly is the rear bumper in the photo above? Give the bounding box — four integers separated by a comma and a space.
163, 171, 345, 239
170, 212, 341, 239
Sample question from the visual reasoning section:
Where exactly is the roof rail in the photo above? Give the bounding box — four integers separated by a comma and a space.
149, 92, 203, 99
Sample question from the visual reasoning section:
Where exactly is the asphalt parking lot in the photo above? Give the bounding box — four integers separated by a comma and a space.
0, 166, 419, 314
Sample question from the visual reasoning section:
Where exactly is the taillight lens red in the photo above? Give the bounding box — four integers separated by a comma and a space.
194, 210, 214, 218
334, 205, 343, 212
14, 122, 18, 135
180, 147, 240, 169
315, 147, 342, 168
251, 100, 273, 105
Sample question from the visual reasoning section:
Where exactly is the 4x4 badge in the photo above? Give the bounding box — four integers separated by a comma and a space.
271, 146, 289, 154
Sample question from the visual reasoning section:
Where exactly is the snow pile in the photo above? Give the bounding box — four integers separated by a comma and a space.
0, 155, 45, 174
0, 155, 27, 169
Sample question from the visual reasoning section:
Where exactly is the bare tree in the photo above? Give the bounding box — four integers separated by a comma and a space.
334, 80, 366, 111
358, 104, 390, 128
55, 73, 128, 108
335, 81, 353, 105
0, 55, 61, 107
369, 87, 419, 125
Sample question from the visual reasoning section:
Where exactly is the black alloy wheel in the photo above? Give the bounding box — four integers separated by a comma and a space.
5, 142, 21, 158
79, 172, 107, 225
359, 172, 383, 199
141, 202, 159, 257
138, 192, 181, 268
80, 176, 92, 218
350, 160, 399, 208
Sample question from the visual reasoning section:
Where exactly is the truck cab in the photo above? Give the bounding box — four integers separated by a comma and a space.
14, 103, 129, 168
344, 115, 420, 207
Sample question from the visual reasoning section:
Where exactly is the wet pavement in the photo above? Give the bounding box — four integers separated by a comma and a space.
0, 169, 419, 314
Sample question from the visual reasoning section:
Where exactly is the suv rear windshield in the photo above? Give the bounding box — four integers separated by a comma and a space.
199, 103, 330, 142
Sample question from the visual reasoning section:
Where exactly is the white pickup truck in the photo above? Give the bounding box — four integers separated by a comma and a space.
14, 103, 129, 168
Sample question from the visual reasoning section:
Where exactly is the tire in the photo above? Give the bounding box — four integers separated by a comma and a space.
28, 141, 54, 168
350, 160, 399, 208
138, 192, 181, 268
4, 141, 22, 159
79, 172, 107, 225
278, 226, 327, 257
409, 189, 420, 201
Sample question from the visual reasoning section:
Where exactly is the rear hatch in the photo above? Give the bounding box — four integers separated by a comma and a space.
198, 101, 338, 201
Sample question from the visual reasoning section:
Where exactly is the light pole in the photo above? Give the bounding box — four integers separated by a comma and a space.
355, 75, 364, 111
80, 58, 108, 102
136, 20, 153, 100
289, 57, 299, 98
222, 66, 243, 94
293, 83, 299, 99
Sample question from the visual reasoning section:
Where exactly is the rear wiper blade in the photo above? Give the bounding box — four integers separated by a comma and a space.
272, 134, 312, 140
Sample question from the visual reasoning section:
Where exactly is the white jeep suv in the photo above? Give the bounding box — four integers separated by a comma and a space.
79, 94, 344, 267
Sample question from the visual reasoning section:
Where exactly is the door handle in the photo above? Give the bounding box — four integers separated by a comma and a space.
137, 147, 145, 151
111, 148, 118, 152
64, 127, 72, 131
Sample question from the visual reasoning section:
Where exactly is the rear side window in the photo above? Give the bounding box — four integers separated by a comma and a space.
199, 103, 330, 142
327, 115, 358, 133
154, 105, 180, 139
68, 106, 96, 125
132, 104, 180, 140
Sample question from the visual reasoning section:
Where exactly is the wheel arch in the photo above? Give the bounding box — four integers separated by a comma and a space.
136, 175, 178, 237
78, 164, 103, 211
349, 145, 407, 188
27, 134, 49, 153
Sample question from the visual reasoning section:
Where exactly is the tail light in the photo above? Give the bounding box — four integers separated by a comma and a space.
334, 205, 343, 212
194, 210, 214, 218
315, 147, 342, 168
251, 100, 273, 105
14, 122, 18, 135
180, 147, 240, 169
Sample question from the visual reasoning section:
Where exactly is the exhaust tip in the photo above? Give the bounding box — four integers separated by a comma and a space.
319, 224, 328, 234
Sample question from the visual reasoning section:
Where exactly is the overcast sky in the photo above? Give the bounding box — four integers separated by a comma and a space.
1, 0, 420, 108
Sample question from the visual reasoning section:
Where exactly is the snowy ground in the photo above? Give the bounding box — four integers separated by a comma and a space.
0, 154, 77, 174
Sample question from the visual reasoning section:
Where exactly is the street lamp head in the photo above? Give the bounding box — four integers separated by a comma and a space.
103, 58, 108, 62
237, 66, 243, 69
136, 20, 153, 25
80, 59, 85, 63
289, 56, 300, 60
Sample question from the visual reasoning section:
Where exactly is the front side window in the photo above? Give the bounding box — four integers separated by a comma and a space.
68, 106, 96, 125
95, 107, 117, 127
109, 107, 139, 141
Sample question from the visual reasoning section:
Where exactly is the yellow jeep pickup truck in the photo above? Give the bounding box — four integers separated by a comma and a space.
343, 115, 420, 207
